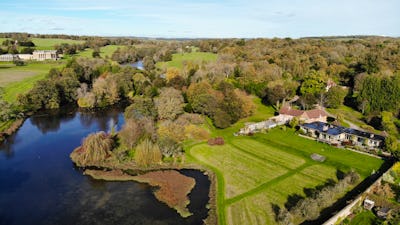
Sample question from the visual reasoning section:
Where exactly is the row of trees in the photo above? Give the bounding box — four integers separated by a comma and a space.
275, 171, 360, 224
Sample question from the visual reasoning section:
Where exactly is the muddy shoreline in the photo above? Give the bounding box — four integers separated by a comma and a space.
0, 119, 25, 144
74, 161, 218, 225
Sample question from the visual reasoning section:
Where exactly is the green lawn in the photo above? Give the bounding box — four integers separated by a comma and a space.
0, 62, 65, 102
185, 97, 384, 225
156, 52, 217, 69
75, 45, 123, 59
0, 38, 84, 50
31, 38, 84, 50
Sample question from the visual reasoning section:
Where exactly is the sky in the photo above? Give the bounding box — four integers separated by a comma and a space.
0, 0, 399, 38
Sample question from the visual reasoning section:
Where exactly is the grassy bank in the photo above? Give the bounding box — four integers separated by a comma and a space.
185, 97, 384, 225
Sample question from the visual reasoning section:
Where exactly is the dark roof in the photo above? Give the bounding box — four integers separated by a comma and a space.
301, 122, 385, 141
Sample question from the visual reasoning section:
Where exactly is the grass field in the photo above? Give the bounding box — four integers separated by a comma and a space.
0, 62, 64, 102
74, 45, 123, 59
186, 97, 384, 225
157, 52, 217, 69
0, 38, 84, 50
31, 38, 84, 50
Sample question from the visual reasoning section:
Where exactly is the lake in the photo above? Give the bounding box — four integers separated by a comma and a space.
0, 107, 210, 225
123, 60, 144, 70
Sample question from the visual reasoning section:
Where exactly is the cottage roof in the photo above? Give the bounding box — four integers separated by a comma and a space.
304, 109, 327, 119
279, 106, 303, 117
301, 122, 385, 141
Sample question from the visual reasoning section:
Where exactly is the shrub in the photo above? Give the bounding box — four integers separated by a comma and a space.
208, 137, 225, 146
72, 131, 114, 166
158, 137, 183, 158
134, 139, 162, 167
184, 124, 210, 141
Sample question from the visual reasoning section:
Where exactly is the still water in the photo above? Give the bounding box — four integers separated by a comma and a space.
0, 107, 209, 225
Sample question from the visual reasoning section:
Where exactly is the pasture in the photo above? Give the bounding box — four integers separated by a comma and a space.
186, 98, 384, 225
0, 38, 84, 50
0, 62, 64, 102
156, 52, 217, 69
75, 45, 123, 59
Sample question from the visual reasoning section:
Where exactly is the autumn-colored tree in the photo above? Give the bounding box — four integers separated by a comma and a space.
134, 139, 162, 167
157, 120, 186, 142
154, 87, 185, 120
71, 131, 114, 166
165, 67, 181, 81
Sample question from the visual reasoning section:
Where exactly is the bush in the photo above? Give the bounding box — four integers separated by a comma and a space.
134, 139, 162, 167
208, 137, 225, 146
71, 131, 114, 166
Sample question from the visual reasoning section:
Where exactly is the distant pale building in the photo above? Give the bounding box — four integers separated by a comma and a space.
0, 50, 58, 62
17, 54, 33, 61
32, 50, 58, 61
0, 54, 17, 61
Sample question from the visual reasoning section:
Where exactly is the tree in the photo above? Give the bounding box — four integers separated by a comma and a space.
213, 109, 231, 129
385, 135, 400, 157
125, 97, 157, 120
154, 87, 185, 120
118, 119, 143, 149
325, 86, 347, 108
187, 81, 221, 116
143, 56, 155, 71
300, 70, 327, 97
158, 137, 182, 158
20, 47, 34, 54
165, 67, 180, 81
13, 59, 24, 66
71, 131, 114, 166
92, 48, 101, 58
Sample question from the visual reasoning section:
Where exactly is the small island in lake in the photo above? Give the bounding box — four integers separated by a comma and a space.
69, 129, 202, 217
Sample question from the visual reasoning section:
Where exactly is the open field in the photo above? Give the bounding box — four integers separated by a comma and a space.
157, 52, 217, 69
74, 45, 123, 59
31, 38, 84, 50
186, 98, 384, 225
0, 62, 64, 102
0, 38, 84, 50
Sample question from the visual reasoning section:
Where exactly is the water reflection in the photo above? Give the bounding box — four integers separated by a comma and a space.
79, 108, 122, 131
0, 106, 210, 225
0, 134, 17, 158
30, 107, 76, 134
